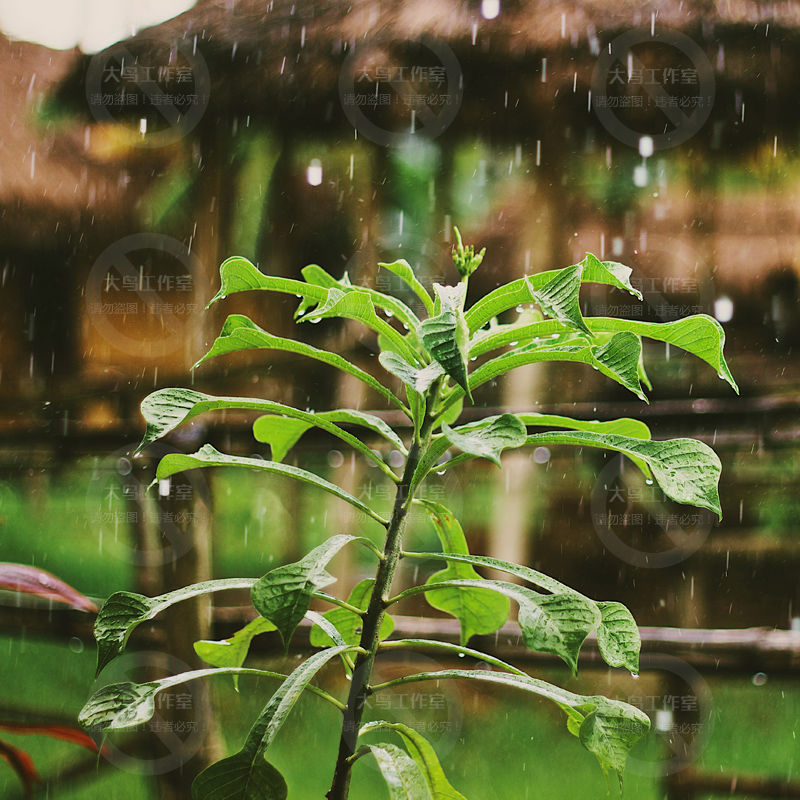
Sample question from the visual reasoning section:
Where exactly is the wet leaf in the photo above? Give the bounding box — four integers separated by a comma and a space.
95, 579, 254, 675
525, 431, 723, 517
416, 502, 508, 646
360, 721, 469, 800
193, 314, 406, 411
364, 743, 433, 800
595, 602, 641, 675
155, 445, 387, 525
251, 536, 356, 650
440, 414, 526, 468
194, 617, 277, 670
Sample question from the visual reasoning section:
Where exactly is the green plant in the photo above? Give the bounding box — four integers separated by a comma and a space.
78, 230, 737, 799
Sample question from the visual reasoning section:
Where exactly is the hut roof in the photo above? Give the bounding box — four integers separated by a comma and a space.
48, 0, 800, 148
0, 35, 163, 244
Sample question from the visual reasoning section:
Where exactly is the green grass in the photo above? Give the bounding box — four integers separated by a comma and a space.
4, 632, 796, 799
0, 633, 152, 798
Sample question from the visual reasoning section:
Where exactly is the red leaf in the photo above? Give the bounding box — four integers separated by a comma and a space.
0, 737, 40, 799
0, 722, 101, 754
0, 564, 97, 612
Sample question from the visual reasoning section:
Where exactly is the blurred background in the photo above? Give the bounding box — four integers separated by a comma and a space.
0, 0, 799, 798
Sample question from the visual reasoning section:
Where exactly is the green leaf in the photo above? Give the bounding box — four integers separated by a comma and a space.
155, 445, 388, 525
401, 551, 641, 676
468, 312, 737, 393
416, 501, 509, 646
402, 552, 573, 598
407, 384, 426, 439
419, 285, 471, 400
395, 578, 599, 676
595, 602, 641, 675
419, 311, 471, 400
300, 287, 421, 366
251, 535, 356, 650
193, 646, 353, 800
440, 414, 527, 469
141, 389, 398, 479
364, 743, 433, 800
309, 579, 394, 647
428, 413, 651, 480
413, 414, 525, 485
296, 263, 351, 316
379, 351, 445, 395
304, 610, 348, 648
82, 665, 327, 736
252, 408, 406, 464
525, 431, 723, 517
460, 333, 647, 403
193, 314, 407, 412
192, 753, 287, 800
360, 722, 469, 800
529, 264, 592, 338
320, 409, 407, 453
437, 396, 463, 428
379, 259, 435, 316
579, 254, 643, 300
80, 680, 165, 734
585, 315, 738, 394
517, 413, 651, 440
194, 617, 276, 670
379, 637, 528, 677
369, 669, 649, 780
590, 331, 647, 402
251, 417, 311, 463
464, 253, 642, 334
94, 579, 255, 676
208, 257, 328, 308
301, 263, 421, 332
579, 702, 649, 784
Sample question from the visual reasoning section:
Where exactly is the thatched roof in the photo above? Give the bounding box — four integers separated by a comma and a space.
47, 0, 800, 153
0, 35, 164, 244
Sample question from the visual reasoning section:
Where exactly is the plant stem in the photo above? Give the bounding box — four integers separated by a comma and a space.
326, 403, 437, 800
